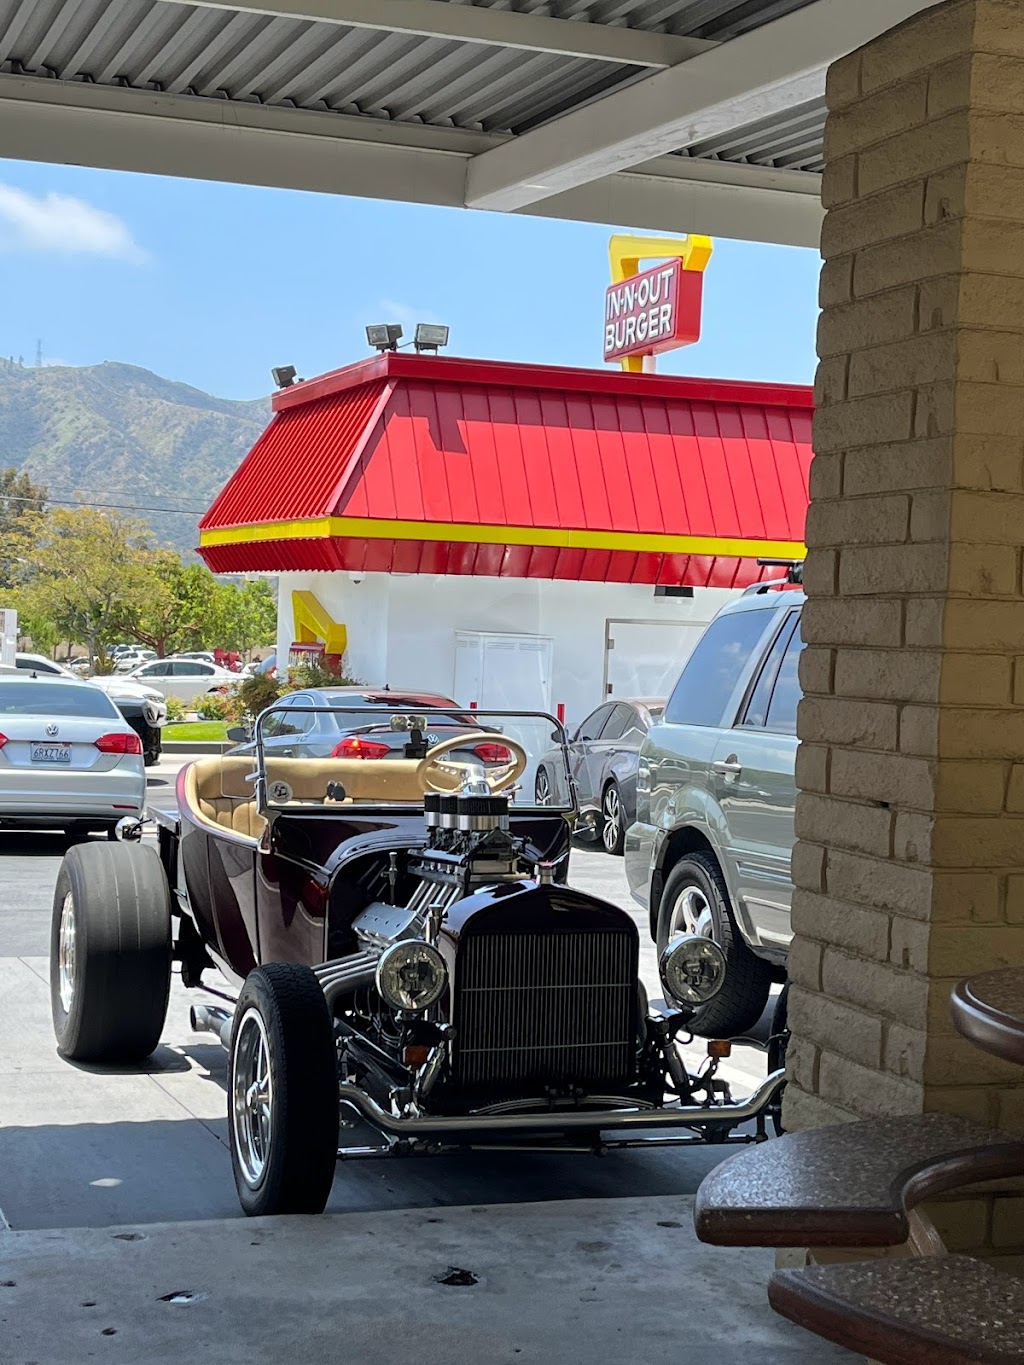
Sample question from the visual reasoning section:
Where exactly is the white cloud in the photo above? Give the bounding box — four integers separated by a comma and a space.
0, 185, 146, 262
376, 298, 445, 333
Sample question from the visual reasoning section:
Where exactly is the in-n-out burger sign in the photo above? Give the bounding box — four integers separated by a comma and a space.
604, 234, 713, 372
604, 259, 702, 361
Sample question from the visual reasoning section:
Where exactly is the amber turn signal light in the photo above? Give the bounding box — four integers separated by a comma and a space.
404, 1045, 431, 1068
707, 1040, 732, 1058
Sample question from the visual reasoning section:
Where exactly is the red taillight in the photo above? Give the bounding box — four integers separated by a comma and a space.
331, 736, 391, 760
95, 732, 143, 755
0, 732, 6, 750
473, 742, 511, 764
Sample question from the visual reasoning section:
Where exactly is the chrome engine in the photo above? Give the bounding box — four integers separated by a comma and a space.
316, 793, 525, 1008
303, 787, 758, 1129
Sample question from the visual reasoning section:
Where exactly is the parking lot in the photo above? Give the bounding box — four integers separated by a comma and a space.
0, 753, 774, 1233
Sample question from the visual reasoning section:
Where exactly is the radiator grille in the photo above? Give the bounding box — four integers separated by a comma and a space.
454, 929, 637, 1091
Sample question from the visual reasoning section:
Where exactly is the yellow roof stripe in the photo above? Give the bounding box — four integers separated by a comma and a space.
199, 514, 805, 562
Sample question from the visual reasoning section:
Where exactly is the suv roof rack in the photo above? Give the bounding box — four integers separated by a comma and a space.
744, 559, 804, 596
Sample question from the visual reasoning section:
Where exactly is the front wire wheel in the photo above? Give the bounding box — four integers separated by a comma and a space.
534, 767, 552, 805
232, 1007, 273, 1189
228, 963, 339, 1217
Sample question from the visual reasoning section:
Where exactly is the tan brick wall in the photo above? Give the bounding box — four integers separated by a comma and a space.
787, 0, 1024, 1187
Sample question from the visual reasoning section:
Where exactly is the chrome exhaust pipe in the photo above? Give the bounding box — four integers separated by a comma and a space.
323, 965, 378, 1007
314, 951, 377, 982
190, 1002, 233, 1049
315, 950, 380, 1006
337, 1069, 788, 1136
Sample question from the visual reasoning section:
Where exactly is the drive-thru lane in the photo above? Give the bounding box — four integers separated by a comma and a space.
0, 755, 774, 1231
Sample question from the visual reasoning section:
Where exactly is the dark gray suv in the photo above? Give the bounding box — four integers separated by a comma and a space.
624, 587, 804, 1037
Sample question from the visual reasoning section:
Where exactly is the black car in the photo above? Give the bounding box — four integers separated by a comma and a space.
534, 698, 664, 856
48, 701, 783, 1217
231, 687, 512, 769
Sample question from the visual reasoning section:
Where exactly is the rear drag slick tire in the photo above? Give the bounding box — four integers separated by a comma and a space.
50, 841, 172, 1063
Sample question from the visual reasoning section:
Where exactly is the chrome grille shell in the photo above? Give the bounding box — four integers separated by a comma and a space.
448, 884, 639, 1095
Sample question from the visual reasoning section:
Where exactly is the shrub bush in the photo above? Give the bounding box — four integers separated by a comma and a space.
235, 671, 284, 719
164, 694, 187, 723
286, 658, 362, 691
194, 692, 230, 721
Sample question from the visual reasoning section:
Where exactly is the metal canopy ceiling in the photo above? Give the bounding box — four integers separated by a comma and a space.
0, 0, 938, 246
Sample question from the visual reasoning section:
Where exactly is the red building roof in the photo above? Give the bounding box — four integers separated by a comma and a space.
199, 353, 811, 588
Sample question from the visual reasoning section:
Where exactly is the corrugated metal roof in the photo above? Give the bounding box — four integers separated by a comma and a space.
199, 353, 811, 589
0, 0, 822, 155
541, 0, 812, 42
675, 96, 827, 172
340, 374, 811, 543
200, 379, 389, 528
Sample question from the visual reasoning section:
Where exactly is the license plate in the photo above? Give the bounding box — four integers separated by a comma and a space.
30, 743, 72, 764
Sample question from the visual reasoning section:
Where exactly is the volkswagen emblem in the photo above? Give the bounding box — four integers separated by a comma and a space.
45, 723, 59, 737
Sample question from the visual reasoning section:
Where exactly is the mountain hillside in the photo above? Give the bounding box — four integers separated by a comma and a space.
0, 359, 269, 554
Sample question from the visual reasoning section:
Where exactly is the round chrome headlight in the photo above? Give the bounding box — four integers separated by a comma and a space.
375, 941, 448, 1012
659, 933, 727, 1008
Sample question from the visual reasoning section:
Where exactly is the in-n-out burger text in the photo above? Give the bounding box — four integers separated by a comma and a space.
603, 256, 703, 364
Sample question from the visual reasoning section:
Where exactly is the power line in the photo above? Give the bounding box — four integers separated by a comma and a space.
2, 492, 207, 516
42, 480, 211, 502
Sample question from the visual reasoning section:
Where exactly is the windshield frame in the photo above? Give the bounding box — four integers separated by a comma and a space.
251, 704, 575, 816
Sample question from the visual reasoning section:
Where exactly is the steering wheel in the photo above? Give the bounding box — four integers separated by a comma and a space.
416, 731, 529, 795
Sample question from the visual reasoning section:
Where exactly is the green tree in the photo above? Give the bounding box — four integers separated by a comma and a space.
14, 606, 58, 659
0, 466, 47, 589
14, 507, 157, 669
209, 578, 276, 657
118, 552, 217, 658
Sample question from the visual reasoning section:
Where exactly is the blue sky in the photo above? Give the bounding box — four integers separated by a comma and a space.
0, 158, 821, 402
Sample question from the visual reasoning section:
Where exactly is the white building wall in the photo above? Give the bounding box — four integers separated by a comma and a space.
277, 571, 737, 727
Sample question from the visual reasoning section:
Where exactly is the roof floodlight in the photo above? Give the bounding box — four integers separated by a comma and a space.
271, 365, 297, 388
366, 324, 403, 352
413, 323, 450, 353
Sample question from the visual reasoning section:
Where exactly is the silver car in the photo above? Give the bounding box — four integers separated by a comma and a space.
128, 656, 238, 702
625, 587, 804, 1038
0, 676, 146, 838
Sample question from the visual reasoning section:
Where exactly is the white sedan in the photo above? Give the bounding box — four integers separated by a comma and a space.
128, 656, 238, 702
0, 676, 146, 838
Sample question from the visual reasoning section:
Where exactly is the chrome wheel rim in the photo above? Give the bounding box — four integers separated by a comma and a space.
535, 768, 551, 805
602, 787, 621, 851
231, 1008, 273, 1189
57, 892, 76, 1014
670, 885, 714, 939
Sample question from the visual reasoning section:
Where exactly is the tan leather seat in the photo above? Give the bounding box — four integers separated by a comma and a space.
184, 757, 267, 840
263, 756, 430, 803
182, 753, 436, 839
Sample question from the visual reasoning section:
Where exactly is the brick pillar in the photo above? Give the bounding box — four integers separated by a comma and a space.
788, 0, 1024, 1158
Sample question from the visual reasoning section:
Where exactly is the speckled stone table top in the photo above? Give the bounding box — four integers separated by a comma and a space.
694, 1114, 1024, 1247
953, 968, 1024, 1067
770, 1254, 1024, 1364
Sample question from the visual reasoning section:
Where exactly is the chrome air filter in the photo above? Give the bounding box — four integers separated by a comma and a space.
438, 795, 461, 830
454, 795, 509, 833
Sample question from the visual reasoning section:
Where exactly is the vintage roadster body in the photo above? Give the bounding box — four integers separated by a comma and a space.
48, 705, 785, 1216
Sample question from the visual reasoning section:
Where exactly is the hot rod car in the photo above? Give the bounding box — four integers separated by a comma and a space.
48, 706, 786, 1217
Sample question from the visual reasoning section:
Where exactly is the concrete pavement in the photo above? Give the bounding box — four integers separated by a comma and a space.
0, 753, 849, 1362
0, 1199, 852, 1364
